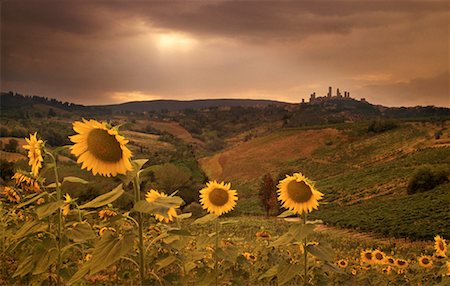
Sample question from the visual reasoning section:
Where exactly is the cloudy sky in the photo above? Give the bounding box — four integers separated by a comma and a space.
1, 0, 449, 107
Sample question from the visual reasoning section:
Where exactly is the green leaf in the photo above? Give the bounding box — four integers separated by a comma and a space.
168, 229, 192, 236
271, 232, 294, 247
192, 213, 218, 225
278, 263, 301, 286
259, 265, 278, 280
278, 210, 295, 218
156, 255, 177, 271
133, 196, 183, 216
63, 176, 89, 184
36, 201, 65, 219
15, 192, 47, 209
177, 212, 192, 219
219, 219, 238, 225
66, 222, 96, 242
133, 159, 149, 171
13, 220, 46, 240
79, 184, 124, 209
322, 261, 344, 274
33, 248, 58, 275
305, 243, 334, 262
67, 264, 90, 285
13, 256, 33, 278
89, 231, 134, 275
51, 145, 71, 154
45, 182, 61, 188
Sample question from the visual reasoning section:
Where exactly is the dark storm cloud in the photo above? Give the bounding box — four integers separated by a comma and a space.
1, 0, 448, 106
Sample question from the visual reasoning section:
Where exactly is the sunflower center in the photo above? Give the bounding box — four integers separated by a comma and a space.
87, 129, 123, 162
340, 261, 346, 266
209, 188, 229, 207
438, 241, 445, 251
287, 180, 313, 203
364, 253, 372, 260
422, 258, 429, 264
397, 260, 405, 266
375, 253, 383, 260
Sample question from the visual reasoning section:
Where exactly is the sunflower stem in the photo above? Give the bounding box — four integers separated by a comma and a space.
47, 151, 62, 286
303, 212, 308, 286
215, 217, 219, 286
133, 175, 145, 286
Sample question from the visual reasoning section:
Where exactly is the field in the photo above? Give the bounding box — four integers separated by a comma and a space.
0, 117, 449, 285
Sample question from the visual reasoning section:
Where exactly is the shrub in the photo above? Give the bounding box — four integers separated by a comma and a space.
0, 159, 14, 181
407, 166, 449, 195
367, 119, 398, 133
4, 139, 18, 152
258, 173, 277, 217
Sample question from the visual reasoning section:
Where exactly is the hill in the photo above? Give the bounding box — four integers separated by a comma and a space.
199, 121, 450, 239
99, 98, 289, 112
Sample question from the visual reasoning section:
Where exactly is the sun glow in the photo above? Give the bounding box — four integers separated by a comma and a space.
156, 32, 196, 52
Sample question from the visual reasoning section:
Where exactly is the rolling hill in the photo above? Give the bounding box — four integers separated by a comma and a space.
199, 121, 450, 239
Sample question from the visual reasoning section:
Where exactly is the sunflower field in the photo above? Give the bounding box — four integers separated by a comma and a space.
0, 119, 449, 286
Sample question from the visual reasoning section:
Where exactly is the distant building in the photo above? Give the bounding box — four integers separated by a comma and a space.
306, 86, 354, 104
361, 98, 366, 102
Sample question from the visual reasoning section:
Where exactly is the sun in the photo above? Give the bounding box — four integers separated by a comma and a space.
156, 32, 196, 52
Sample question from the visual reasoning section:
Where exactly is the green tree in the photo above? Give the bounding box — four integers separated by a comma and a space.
154, 163, 191, 194
4, 139, 18, 152
258, 173, 277, 217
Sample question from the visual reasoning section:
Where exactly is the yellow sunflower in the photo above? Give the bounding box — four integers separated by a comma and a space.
381, 266, 392, 275
23, 133, 44, 176
1, 187, 21, 203
360, 250, 373, 264
337, 259, 348, 268
386, 256, 395, 265
243, 252, 257, 262
372, 250, 387, 264
277, 173, 323, 214
434, 235, 447, 258
199, 181, 238, 216
395, 259, 408, 268
445, 261, 450, 276
12, 171, 41, 192
98, 209, 118, 220
418, 255, 433, 269
62, 193, 72, 216
145, 189, 178, 223
69, 119, 132, 177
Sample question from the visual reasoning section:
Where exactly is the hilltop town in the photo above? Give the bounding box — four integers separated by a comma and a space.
302, 86, 367, 104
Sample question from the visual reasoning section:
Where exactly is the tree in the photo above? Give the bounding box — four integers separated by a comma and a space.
4, 139, 18, 152
154, 163, 191, 194
258, 173, 277, 217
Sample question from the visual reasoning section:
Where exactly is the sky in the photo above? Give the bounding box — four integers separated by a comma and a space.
1, 0, 449, 107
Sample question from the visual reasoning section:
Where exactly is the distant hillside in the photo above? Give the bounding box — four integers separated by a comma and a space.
199, 121, 450, 239
99, 99, 290, 112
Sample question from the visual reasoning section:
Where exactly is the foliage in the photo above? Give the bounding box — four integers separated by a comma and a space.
4, 139, 18, 152
407, 166, 449, 195
367, 119, 398, 133
258, 173, 277, 217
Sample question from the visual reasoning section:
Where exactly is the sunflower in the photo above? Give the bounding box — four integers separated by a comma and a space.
395, 259, 408, 268
243, 252, 257, 262
12, 171, 41, 192
372, 250, 387, 264
199, 181, 238, 216
277, 173, 323, 214
434, 235, 447, 258
62, 193, 72, 216
381, 266, 392, 275
360, 250, 373, 264
145, 189, 178, 223
337, 259, 348, 268
418, 255, 433, 269
23, 133, 44, 176
445, 261, 450, 276
256, 231, 272, 240
2, 187, 21, 203
386, 256, 395, 265
69, 119, 133, 177
98, 209, 118, 220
